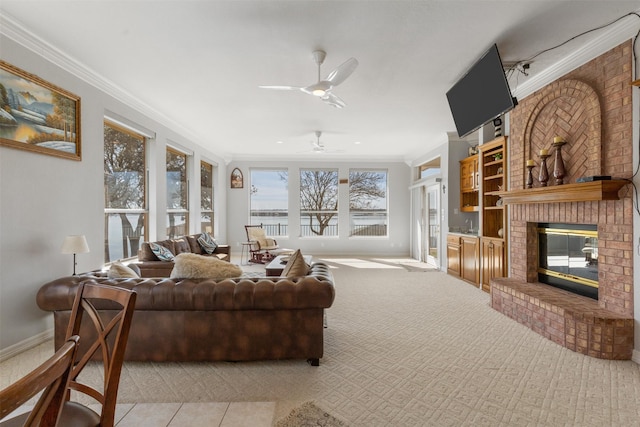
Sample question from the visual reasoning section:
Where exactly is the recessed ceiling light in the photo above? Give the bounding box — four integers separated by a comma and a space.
276, 140, 284, 144
354, 141, 361, 145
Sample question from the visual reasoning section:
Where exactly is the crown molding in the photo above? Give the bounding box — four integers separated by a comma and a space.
0, 12, 227, 157
512, 12, 640, 100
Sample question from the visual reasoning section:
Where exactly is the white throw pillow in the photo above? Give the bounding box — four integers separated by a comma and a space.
107, 262, 140, 279
170, 253, 242, 279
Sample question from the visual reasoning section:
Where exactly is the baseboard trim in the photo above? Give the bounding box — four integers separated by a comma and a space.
0, 329, 53, 363
633, 349, 640, 365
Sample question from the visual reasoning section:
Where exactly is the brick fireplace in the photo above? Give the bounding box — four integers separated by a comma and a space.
490, 41, 634, 359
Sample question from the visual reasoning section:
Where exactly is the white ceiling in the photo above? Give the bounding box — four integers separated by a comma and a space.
1, 1, 639, 163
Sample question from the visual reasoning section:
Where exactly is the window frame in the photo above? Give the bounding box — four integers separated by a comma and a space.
166, 146, 189, 238
348, 168, 389, 238
299, 168, 339, 238
200, 160, 215, 235
249, 168, 289, 237
103, 120, 148, 263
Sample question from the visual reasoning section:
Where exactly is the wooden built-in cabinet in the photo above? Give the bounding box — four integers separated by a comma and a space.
460, 235, 479, 286
460, 155, 479, 212
447, 234, 479, 286
479, 136, 508, 293
481, 237, 504, 293
446, 234, 461, 276
449, 136, 508, 291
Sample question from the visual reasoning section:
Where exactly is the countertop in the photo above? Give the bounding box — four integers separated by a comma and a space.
448, 231, 479, 237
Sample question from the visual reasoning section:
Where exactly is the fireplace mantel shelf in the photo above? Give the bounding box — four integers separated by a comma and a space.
496, 179, 629, 204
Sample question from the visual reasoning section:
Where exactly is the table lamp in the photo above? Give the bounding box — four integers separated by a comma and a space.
61, 235, 90, 275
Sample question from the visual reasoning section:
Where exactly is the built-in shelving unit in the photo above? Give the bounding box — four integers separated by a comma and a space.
496, 180, 628, 205
480, 137, 506, 239
479, 136, 508, 293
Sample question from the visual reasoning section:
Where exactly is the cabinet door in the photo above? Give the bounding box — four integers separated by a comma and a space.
470, 159, 480, 190
461, 236, 479, 286
446, 236, 461, 276
460, 160, 472, 191
481, 238, 505, 292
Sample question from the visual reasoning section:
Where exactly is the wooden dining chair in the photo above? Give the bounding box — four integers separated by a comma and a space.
58, 282, 137, 427
0, 335, 79, 427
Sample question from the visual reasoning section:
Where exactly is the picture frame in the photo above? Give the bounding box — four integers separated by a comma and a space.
0, 60, 81, 161
230, 167, 243, 189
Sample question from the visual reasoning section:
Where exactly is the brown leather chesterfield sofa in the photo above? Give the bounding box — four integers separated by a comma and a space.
37, 263, 335, 365
134, 234, 230, 277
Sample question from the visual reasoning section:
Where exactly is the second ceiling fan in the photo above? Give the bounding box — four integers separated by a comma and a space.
259, 50, 358, 108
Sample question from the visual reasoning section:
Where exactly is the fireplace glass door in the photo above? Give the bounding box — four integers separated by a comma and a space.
538, 223, 598, 299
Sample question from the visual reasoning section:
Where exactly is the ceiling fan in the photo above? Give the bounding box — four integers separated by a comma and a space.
303, 131, 345, 154
259, 50, 358, 108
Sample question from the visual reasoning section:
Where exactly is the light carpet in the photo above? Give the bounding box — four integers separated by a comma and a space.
3, 258, 640, 426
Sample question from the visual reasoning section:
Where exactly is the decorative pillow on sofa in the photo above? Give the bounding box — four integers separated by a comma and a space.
107, 262, 140, 279
170, 253, 242, 279
197, 232, 218, 254
172, 238, 191, 255
282, 249, 310, 278
149, 242, 175, 261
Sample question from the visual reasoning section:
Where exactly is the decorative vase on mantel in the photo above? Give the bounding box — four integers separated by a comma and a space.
552, 136, 567, 185
538, 151, 550, 187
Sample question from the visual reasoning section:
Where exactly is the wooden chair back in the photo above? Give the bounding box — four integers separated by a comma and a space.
0, 336, 79, 427
64, 283, 136, 427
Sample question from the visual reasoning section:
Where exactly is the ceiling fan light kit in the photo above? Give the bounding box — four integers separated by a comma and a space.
259, 49, 358, 108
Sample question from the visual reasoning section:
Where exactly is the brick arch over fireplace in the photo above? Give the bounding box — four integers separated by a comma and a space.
523, 78, 602, 184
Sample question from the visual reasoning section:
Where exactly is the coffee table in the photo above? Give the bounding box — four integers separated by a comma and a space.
265, 255, 313, 277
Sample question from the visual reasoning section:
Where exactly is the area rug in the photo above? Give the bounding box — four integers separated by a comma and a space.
275, 401, 348, 427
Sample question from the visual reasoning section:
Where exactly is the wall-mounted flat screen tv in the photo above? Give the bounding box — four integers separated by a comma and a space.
446, 43, 517, 138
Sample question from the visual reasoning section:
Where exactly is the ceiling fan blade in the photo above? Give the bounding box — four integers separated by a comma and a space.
321, 92, 346, 109
258, 85, 303, 91
325, 57, 358, 86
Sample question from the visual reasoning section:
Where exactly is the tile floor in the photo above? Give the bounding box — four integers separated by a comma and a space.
5, 401, 276, 427
112, 401, 276, 426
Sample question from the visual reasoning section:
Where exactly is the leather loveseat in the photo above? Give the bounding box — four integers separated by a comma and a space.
134, 233, 230, 277
36, 263, 335, 365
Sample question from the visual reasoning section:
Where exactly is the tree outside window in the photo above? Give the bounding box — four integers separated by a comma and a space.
166, 148, 188, 238
300, 169, 338, 236
349, 170, 387, 236
201, 161, 214, 234
103, 122, 147, 262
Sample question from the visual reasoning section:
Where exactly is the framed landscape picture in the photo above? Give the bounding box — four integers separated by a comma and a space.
0, 60, 81, 160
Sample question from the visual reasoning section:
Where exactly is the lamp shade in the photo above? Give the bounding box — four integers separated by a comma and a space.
61, 235, 90, 254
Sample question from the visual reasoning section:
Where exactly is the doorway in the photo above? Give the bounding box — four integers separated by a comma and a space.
422, 181, 441, 267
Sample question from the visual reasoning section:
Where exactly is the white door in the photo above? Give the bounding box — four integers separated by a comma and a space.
424, 182, 441, 267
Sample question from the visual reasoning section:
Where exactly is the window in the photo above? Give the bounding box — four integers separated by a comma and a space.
166, 147, 188, 238
250, 169, 288, 236
200, 161, 214, 235
419, 158, 441, 180
104, 122, 147, 263
300, 169, 338, 236
349, 170, 388, 236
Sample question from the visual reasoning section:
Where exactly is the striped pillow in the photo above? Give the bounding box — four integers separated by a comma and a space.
149, 242, 175, 261
197, 233, 218, 254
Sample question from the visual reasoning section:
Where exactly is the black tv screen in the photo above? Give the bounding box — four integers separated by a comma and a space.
446, 44, 517, 138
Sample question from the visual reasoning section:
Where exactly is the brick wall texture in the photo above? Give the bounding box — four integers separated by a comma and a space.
507, 41, 634, 317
